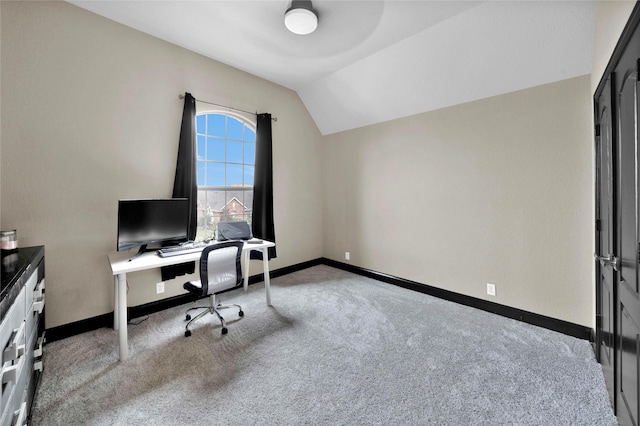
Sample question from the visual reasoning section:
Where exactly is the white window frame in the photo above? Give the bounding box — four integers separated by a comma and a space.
195, 109, 256, 240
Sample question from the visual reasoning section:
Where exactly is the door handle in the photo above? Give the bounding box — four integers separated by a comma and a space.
594, 253, 620, 271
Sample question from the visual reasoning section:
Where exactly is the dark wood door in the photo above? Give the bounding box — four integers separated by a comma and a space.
595, 75, 616, 408
595, 5, 640, 425
614, 40, 640, 425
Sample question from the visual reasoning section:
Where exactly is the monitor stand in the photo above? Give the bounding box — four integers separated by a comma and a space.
128, 244, 148, 262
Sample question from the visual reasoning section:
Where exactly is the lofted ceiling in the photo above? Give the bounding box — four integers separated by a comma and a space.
68, 1, 596, 135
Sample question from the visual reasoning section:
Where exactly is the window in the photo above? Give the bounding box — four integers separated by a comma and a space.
196, 112, 255, 240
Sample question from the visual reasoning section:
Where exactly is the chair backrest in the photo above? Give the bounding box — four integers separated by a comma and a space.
199, 241, 244, 296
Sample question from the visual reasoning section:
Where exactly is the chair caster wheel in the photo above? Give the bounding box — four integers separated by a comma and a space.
185, 314, 191, 321
239, 310, 244, 317
222, 327, 228, 335
185, 330, 191, 337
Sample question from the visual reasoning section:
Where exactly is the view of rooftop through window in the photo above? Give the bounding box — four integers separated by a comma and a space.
196, 113, 255, 240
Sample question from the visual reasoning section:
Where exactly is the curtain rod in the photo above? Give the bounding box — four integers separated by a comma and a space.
179, 94, 277, 122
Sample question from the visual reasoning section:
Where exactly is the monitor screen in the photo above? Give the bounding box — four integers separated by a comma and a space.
117, 198, 189, 252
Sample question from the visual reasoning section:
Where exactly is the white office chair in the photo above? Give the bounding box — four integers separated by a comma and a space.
183, 241, 245, 336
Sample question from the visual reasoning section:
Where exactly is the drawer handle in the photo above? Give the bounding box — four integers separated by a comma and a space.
34, 278, 45, 298
13, 401, 27, 426
3, 321, 25, 361
1, 351, 25, 385
34, 333, 45, 358
33, 296, 45, 314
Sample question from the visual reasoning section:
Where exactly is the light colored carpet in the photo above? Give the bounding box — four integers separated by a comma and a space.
31, 265, 616, 425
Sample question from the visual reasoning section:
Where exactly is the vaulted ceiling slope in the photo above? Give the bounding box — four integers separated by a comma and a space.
68, 1, 596, 135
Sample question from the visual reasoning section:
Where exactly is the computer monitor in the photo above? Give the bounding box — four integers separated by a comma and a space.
117, 198, 189, 258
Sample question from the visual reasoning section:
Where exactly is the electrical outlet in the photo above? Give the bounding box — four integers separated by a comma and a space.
345, 252, 350, 261
487, 283, 496, 296
156, 282, 165, 294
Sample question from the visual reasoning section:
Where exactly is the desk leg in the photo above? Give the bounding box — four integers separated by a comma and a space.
262, 248, 272, 307
113, 276, 119, 331
116, 273, 128, 361
243, 250, 250, 291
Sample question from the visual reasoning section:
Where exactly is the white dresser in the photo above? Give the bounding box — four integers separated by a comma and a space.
0, 247, 45, 425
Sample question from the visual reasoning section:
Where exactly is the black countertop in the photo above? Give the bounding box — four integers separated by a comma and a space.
1, 246, 44, 322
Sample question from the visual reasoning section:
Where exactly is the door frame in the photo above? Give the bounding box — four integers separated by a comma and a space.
594, 74, 617, 407
594, 3, 640, 422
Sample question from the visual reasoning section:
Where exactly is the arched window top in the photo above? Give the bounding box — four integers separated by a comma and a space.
196, 109, 256, 133
196, 112, 256, 186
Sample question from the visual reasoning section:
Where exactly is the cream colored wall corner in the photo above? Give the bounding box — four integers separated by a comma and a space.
323, 75, 593, 327
0, 1, 323, 328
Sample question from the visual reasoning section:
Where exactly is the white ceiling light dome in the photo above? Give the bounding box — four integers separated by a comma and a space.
285, 0, 318, 35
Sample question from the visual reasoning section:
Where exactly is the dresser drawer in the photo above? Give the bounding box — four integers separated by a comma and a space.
0, 287, 26, 416
0, 287, 26, 423
0, 351, 28, 426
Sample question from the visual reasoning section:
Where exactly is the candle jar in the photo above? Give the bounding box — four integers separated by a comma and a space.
0, 230, 18, 252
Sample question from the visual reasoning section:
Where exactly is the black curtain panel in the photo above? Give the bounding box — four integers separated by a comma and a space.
162, 92, 197, 281
172, 92, 198, 237
251, 113, 277, 260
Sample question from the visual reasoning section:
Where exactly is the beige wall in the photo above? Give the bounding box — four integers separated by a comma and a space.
323, 75, 593, 326
319, 0, 638, 330
0, 1, 2, 227
2, 0, 636, 331
0, 1, 323, 328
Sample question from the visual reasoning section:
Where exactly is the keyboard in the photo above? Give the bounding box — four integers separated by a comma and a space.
157, 242, 209, 258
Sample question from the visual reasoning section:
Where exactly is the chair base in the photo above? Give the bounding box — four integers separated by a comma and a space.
184, 293, 243, 336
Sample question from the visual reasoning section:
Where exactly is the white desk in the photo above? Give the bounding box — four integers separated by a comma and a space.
107, 240, 275, 361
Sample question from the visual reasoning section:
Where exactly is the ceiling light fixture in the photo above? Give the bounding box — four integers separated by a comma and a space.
284, 0, 318, 35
